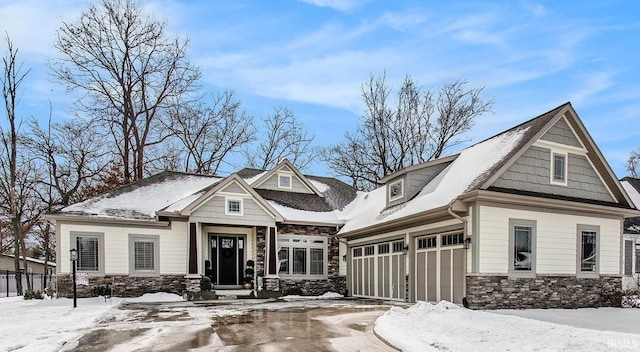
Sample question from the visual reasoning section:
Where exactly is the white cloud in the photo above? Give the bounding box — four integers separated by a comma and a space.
296, 0, 365, 11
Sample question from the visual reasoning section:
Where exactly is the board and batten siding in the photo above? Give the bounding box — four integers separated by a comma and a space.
58, 221, 189, 275
190, 195, 275, 227
540, 117, 583, 148
476, 205, 621, 275
257, 173, 313, 194
492, 146, 614, 203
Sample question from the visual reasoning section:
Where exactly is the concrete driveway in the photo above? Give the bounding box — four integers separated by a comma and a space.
63, 299, 398, 352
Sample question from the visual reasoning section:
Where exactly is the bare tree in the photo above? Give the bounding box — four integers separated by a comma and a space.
245, 107, 319, 170
1, 34, 37, 294
627, 149, 640, 178
324, 72, 493, 191
163, 90, 255, 174
50, 0, 201, 182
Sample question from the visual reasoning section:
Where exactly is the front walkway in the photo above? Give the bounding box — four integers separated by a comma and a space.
62, 298, 398, 351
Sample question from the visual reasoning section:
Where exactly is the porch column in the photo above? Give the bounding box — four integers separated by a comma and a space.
267, 227, 277, 275
188, 222, 198, 274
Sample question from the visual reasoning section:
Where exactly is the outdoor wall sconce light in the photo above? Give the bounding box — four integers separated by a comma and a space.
402, 245, 409, 255
464, 237, 472, 250
342, 254, 347, 262
69, 248, 78, 308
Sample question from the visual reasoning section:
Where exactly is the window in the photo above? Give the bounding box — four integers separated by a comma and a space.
353, 247, 363, 257
577, 225, 599, 276
77, 236, 99, 271
278, 174, 292, 189
225, 198, 243, 215
509, 219, 536, 275
392, 241, 405, 253
129, 235, 159, 276
624, 240, 633, 276
551, 151, 567, 185
441, 232, 464, 247
364, 246, 375, 256
388, 179, 404, 202
418, 236, 437, 249
278, 235, 327, 278
378, 243, 390, 254
71, 232, 104, 274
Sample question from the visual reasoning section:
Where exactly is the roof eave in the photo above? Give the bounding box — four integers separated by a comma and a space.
459, 189, 640, 217
44, 213, 171, 227
338, 205, 453, 239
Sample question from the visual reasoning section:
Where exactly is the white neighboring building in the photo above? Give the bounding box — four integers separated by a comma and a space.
621, 177, 640, 290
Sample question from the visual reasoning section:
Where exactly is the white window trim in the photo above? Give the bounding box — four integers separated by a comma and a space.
277, 235, 328, 279
129, 234, 160, 277
550, 150, 568, 186
225, 197, 243, 216
508, 219, 536, 278
278, 173, 293, 189
576, 225, 599, 278
70, 232, 105, 276
388, 178, 404, 202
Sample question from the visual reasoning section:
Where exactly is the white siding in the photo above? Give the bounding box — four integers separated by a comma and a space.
478, 205, 621, 275
257, 173, 314, 194
58, 221, 188, 275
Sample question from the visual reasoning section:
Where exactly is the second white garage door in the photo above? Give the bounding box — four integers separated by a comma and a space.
415, 232, 465, 304
350, 240, 406, 301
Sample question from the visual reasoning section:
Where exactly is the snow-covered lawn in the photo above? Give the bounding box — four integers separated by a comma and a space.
0, 293, 183, 352
4, 294, 640, 352
375, 301, 640, 352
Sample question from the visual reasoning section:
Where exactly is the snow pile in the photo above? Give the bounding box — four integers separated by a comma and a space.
281, 292, 344, 301
375, 301, 640, 352
121, 292, 185, 303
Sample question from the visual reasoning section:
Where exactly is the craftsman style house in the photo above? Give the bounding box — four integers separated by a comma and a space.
48, 160, 357, 297
340, 102, 638, 309
48, 102, 639, 308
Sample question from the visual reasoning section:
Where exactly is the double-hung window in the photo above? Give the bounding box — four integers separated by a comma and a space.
278, 235, 327, 278
72, 232, 104, 274
509, 219, 536, 276
129, 235, 159, 275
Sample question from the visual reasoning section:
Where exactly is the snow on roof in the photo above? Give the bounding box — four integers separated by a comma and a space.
1, 254, 56, 266
621, 180, 640, 209
243, 171, 267, 185
267, 200, 342, 224
340, 126, 530, 234
309, 179, 329, 193
62, 172, 221, 220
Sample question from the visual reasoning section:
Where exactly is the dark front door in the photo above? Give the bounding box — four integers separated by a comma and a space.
219, 236, 238, 285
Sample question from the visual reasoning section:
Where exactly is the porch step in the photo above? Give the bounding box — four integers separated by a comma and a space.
214, 289, 254, 299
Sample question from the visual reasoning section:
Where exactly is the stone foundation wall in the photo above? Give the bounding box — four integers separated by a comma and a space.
277, 224, 340, 277
466, 275, 622, 309
279, 277, 347, 296
264, 277, 280, 291
56, 274, 187, 298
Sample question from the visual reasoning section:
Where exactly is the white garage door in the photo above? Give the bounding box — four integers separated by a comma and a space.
350, 240, 406, 301
415, 232, 465, 304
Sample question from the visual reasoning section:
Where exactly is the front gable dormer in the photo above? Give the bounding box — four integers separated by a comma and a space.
382, 155, 457, 208
182, 174, 283, 226
251, 159, 323, 196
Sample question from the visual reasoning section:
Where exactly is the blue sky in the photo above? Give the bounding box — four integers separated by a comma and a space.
1, 0, 639, 177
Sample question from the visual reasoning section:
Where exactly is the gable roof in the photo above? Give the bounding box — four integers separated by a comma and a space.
340, 102, 635, 236
58, 171, 221, 221
180, 174, 283, 221
250, 159, 324, 196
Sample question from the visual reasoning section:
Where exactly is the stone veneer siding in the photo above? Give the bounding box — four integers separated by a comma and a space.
274, 224, 346, 295
57, 274, 186, 298
256, 226, 266, 278
465, 275, 622, 309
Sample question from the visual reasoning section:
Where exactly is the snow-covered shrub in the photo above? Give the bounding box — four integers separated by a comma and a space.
23, 289, 44, 300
